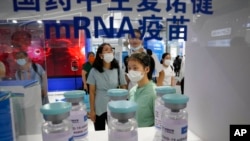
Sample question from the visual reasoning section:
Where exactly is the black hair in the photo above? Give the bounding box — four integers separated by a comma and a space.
128, 29, 142, 39
161, 52, 171, 64
87, 51, 95, 58
92, 43, 119, 73
123, 55, 129, 73
146, 49, 152, 56
15, 51, 28, 58
128, 52, 155, 80
175, 55, 180, 60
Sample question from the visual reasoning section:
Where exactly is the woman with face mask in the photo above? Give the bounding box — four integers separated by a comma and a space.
160, 53, 175, 86
14, 51, 49, 105
82, 51, 95, 93
127, 52, 157, 127
87, 43, 127, 131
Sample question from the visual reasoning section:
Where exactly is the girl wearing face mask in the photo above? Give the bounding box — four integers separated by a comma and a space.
87, 43, 127, 131
127, 52, 156, 127
14, 51, 49, 105
160, 53, 175, 86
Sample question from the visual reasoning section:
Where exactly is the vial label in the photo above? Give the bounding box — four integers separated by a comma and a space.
154, 104, 165, 129
109, 130, 138, 141
70, 110, 88, 138
42, 130, 74, 141
161, 119, 188, 141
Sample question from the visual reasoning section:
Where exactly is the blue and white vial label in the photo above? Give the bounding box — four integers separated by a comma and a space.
154, 104, 165, 129
161, 119, 188, 141
70, 110, 88, 139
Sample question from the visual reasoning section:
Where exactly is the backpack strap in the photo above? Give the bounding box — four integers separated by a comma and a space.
32, 63, 42, 79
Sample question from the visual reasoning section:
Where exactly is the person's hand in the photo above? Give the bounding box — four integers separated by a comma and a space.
84, 84, 88, 91
89, 111, 96, 122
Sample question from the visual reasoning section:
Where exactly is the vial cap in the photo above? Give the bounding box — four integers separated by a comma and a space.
162, 94, 189, 104
155, 86, 176, 96
63, 90, 85, 99
107, 89, 128, 97
0, 91, 10, 97
40, 102, 72, 115
108, 100, 137, 113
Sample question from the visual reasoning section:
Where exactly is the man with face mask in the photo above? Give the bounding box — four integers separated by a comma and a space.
82, 51, 95, 93
126, 29, 164, 88
15, 51, 49, 105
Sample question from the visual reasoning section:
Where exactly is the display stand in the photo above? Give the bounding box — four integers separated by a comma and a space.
0, 80, 42, 136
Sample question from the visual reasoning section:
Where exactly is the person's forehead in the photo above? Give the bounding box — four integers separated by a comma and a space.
15, 53, 26, 58
165, 55, 171, 58
102, 45, 112, 50
89, 53, 95, 57
129, 32, 141, 38
128, 59, 141, 65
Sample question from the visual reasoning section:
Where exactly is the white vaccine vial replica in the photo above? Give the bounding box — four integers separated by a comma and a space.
40, 102, 74, 141
108, 100, 138, 141
154, 86, 176, 141
161, 94, 189, 141
64, 90, 88, 141
107, 89, 128, 124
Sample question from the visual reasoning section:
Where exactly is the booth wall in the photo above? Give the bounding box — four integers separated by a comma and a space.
186, 1, 250, 141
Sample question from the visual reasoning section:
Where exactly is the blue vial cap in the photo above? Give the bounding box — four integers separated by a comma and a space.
155, 86, 176, 96
63, 90, 85, 99
107, 89, 128, 97
0, 91, 10, 98
40, 102, 72, 115
162, 94, 189, 104
108, 100, 137, 113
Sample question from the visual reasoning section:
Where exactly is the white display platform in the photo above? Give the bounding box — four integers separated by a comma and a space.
18, 92, 201, 141
19, 127, 201, 141
0, 80, 42, 136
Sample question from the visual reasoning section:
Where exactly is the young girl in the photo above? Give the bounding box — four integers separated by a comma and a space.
87, 43, 127, 131
127, 52, 156, 127
161, 53, 175, 86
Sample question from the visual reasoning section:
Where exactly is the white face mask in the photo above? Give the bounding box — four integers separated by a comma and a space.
127, 70, 144, 82
164, 59, 171, 66
16, 59, 26, 66
131, 45, 142, 52
103, 53, 114, 63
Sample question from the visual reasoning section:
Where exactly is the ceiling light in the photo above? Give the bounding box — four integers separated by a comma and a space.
37, 20, 42, 24
12, 20, 17, 23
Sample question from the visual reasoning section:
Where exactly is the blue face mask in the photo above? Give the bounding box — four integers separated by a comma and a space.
16, 59, 26, 66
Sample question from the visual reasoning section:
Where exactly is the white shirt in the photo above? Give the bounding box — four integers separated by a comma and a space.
162, 65, 175, 86
179, 57, 185, 80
